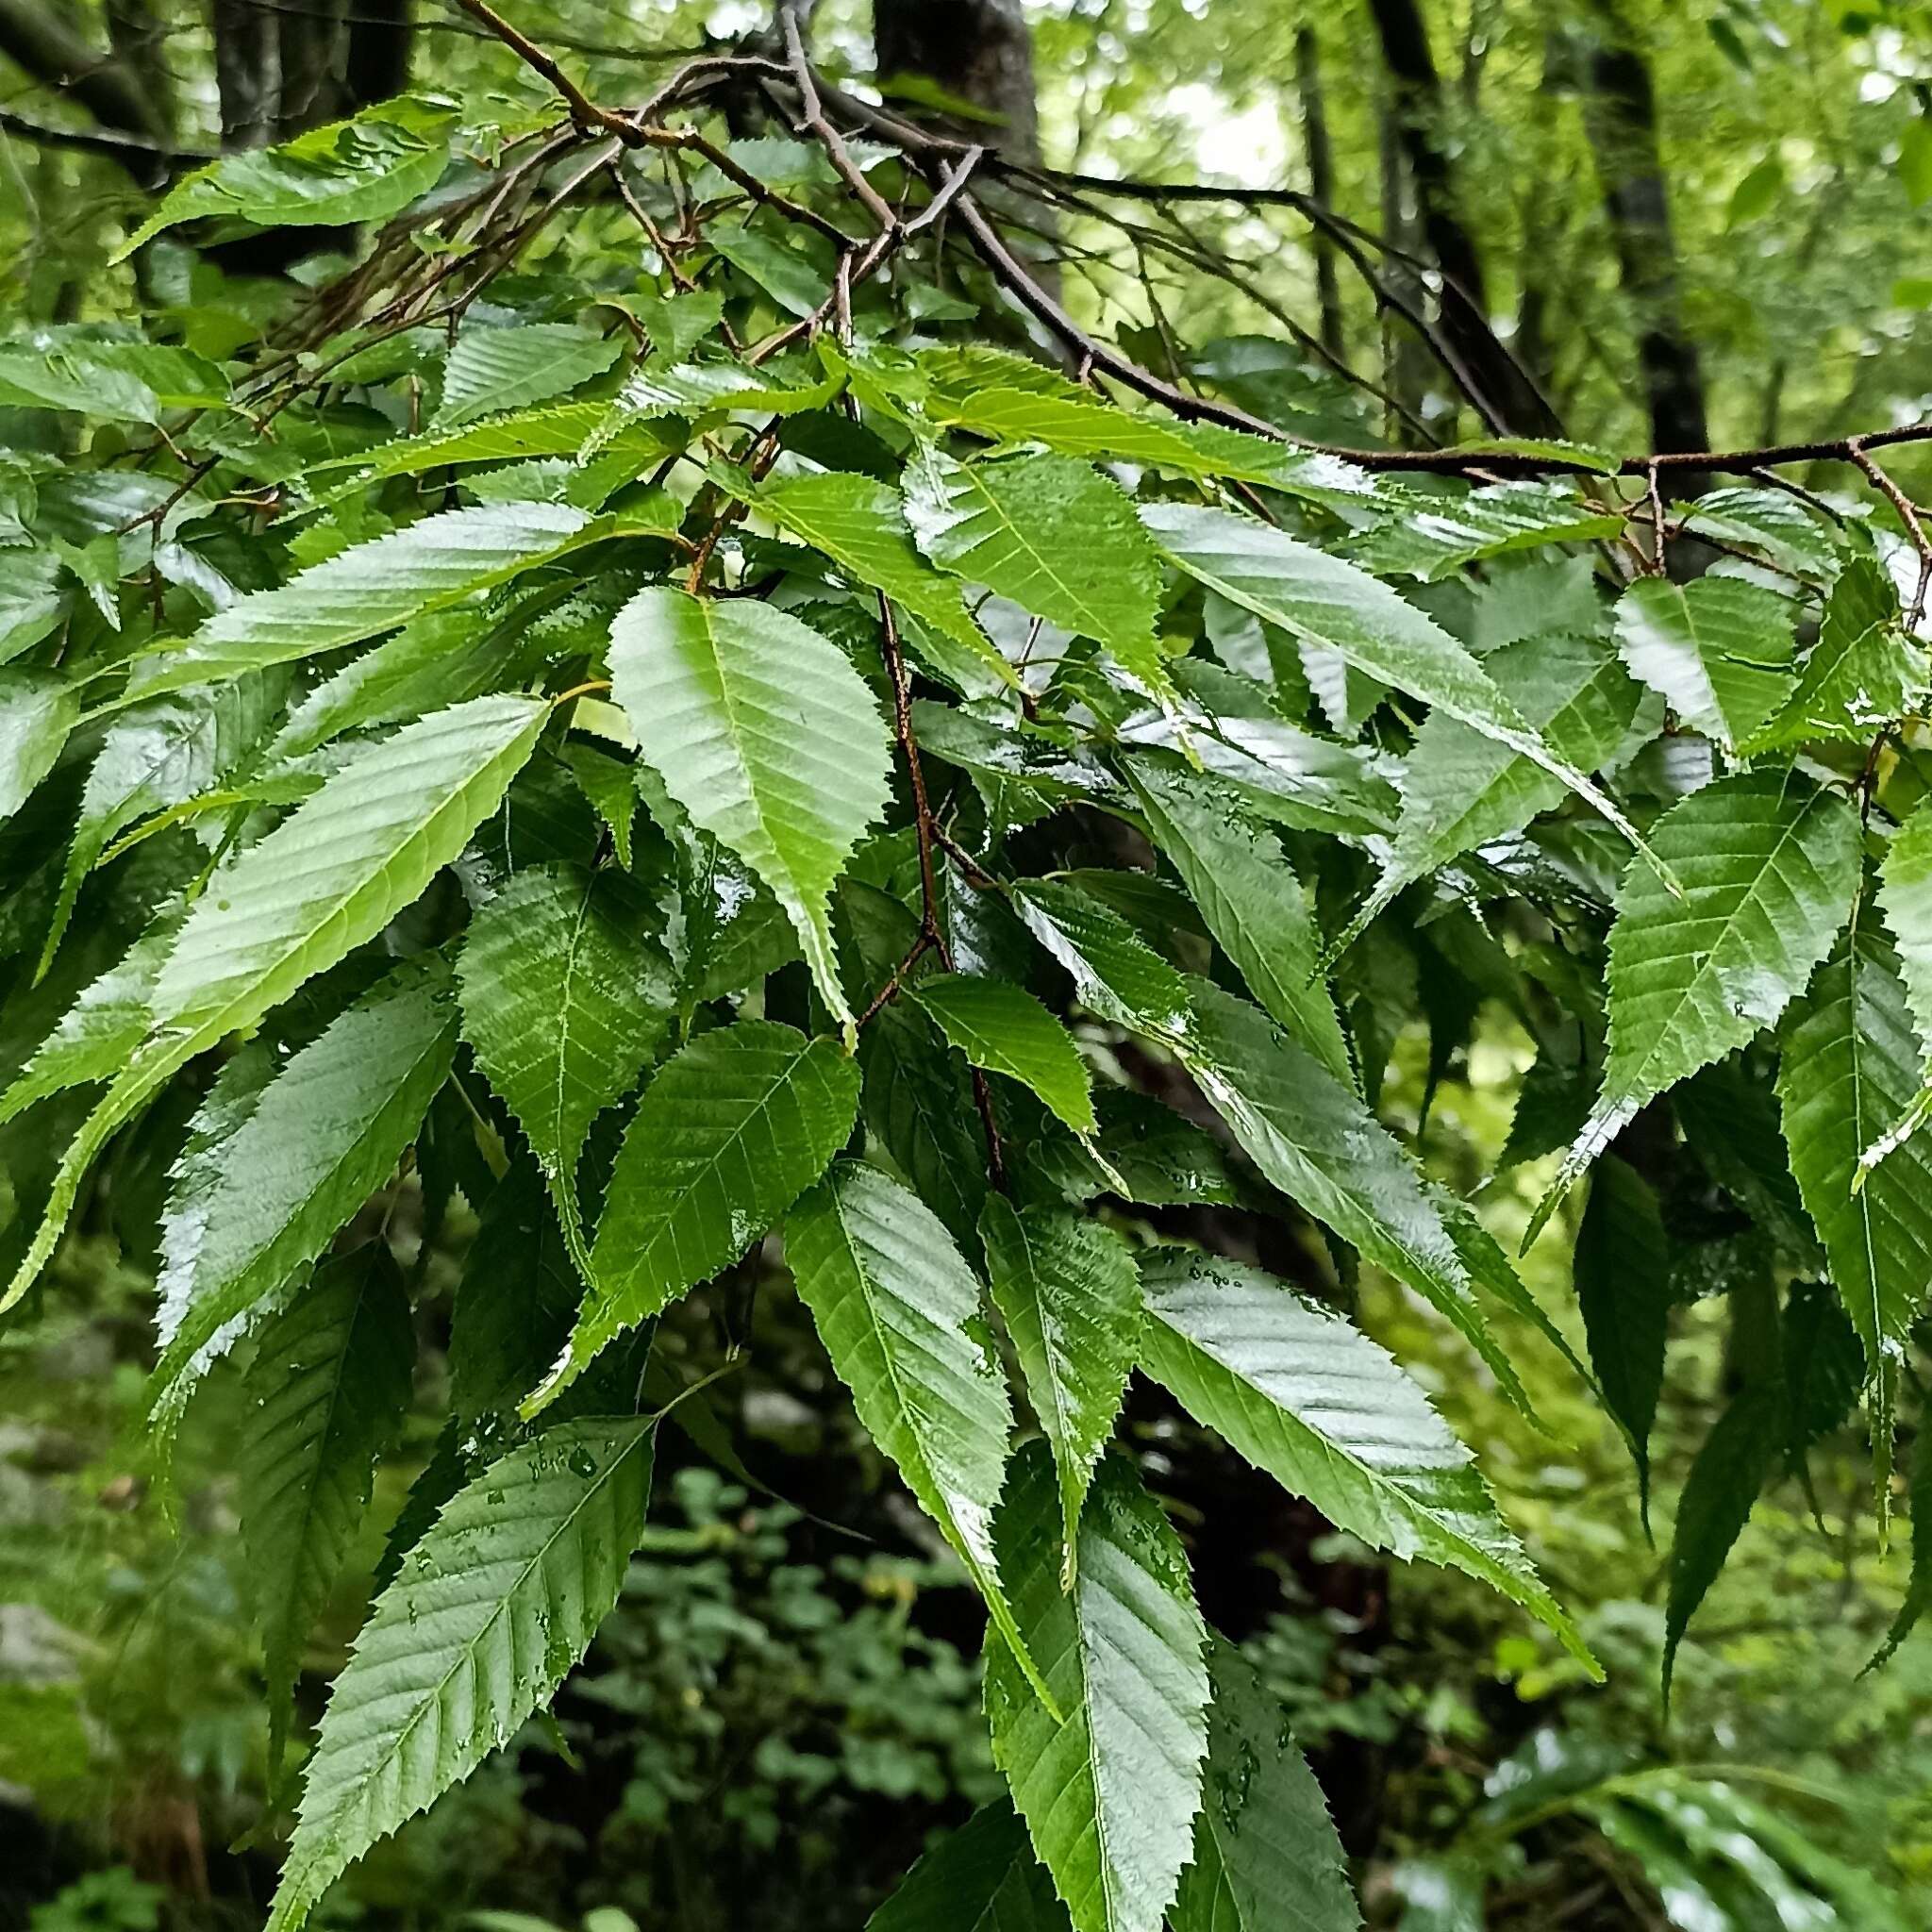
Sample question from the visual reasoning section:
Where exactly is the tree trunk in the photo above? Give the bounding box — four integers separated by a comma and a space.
345, 0, 413, 112
0, 0, 169, 145
1294, 26, 1345, 361
1366, 0, 1557, 436
211, 0, 277, 147
1573, 2, 1711, 491
276, 0, 348, 138
873, 0, 1042, 164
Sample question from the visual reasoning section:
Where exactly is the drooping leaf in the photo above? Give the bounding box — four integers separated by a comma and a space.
1137, 1249, 1595, 1671
981, 1196, 1141, 1580
905, 447, 1167, 693
1171, 1640, 1359, 1932
242, 1247, 416, 1775
1612, 575, 1796, 750
540, 1020, 858, 1407
1, 692, 546, 1317
1181, 983, 1540, 1415
866, 1799, 1069, 1932
1139, 502, 1657, 860
1011, 877, 1194, 1043
137, 504, 635, 696
457, 864, 674, 1276
984, 1444, 1210, 1932
1541, 766, 1860, 1231
261, 1415, 657, 1932
786, 1158, 1043, 1703
1778, 929, 1932, 1462
118, 94, 457, 256
1664, 1379, 1782, 1706
1126, 759, 1353, 1085
1867, 1427, 1932, 1672
910, 972, 1096, 1135
435, 325, 623, 429
608, 586, 891, 1026
1573, 1156, 1671, 1524
1880, 793, 1932, 1067
150, 959, 455, 1396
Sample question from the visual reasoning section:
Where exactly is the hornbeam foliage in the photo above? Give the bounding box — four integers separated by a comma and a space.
1, 41, 1929, 1932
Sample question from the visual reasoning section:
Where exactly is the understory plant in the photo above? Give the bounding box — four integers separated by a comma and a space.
4, 10, 1932, 1930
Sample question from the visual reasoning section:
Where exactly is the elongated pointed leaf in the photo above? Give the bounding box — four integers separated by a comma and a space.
1778, 929, 1932, 1454
786, 1158, 1046, 1698
867, 1799, 1069, 1932
985, 1444, 1209, 1932
0, 671, 76, 824
608, 587, 889, 1025
2, 692, 546, 1316
1881, 794, 1932, 1067
1740, 558, 1921, 753
911, 972, 1095, 1135
539, 1021, 858, 1406
1140, 503, 1657, 861
738, 469, 1007, 674
311, 405, 680, 485
262, 1415, 656, 1932
1137, 1249, 1594, 1672
436, 325, 621, 429
1011, 877, 1194, 1042
1172, 1641, 1359, 1932
905, 447, 1166, 692
1181, 983, 1538, 1415
242, 1248, 416, 1775
1574, 1157, 1671, 1524
1350, 479, 1623, 582
981, 1197, 1140, 1580
139, 505, 625, 695
457, 865, 674, 1276
1612, 575, 1796, 750
1867, 1428, 1932, 1672
150, 960, 455, 1394
1340, 632, 1651, 956
1126, 760, 1352, 1085
119, 94, 456, 256
1544, 766, 1860, 1228
1664, 1380, 1781, 1707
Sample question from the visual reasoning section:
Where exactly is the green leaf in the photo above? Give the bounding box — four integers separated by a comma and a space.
600, 355, 841, 432
1778, 930, 1932, 1456
981, 1196, 1141, 1581
436, 325, 622, 429
309, 405, 680, 486
1664, 1380, 1781, 1707
1574, 1157, 1671, 1524
1140, 503, 1658, 863
1612, 575, 1796, 751
910, 973, 1096, 1135
866, 1800, 1069, 1932
0, 671, 77, 824
984, 1444, 1209, 1932
1738, 558, 1920, 752
138, 504, 631, 697
262, 1414, 656, 1932
1677, 487, 1841, 581
1136, 1249, 1595, 1672
1335, 631, 1652, 958
1011, 877, 1194, 1041
1867, 1427, 1932, 1671
118, 94, 457, 257
1172, 1641, 1359, 1932
539, 1021, 858, 1406
242, 1247, 415, 1776
709, 214, 832, 316
608, 587, 891, 1027
1882, 791, 1932, 1066
740, 469, 1008, 679
1349, 480, 1624, 582
42, 675, 281, 974
1541, 767, 1860, 1233
1902, 117, 1932, 207
786, 1158, 1043, 1702
1125, 760, 1353, 1086
904, 447, 1167, 693
457, 864, 674, 1278
1, 692, 545, 1317
150, 959, 455, 1395
1181, 982, 1540, 1415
